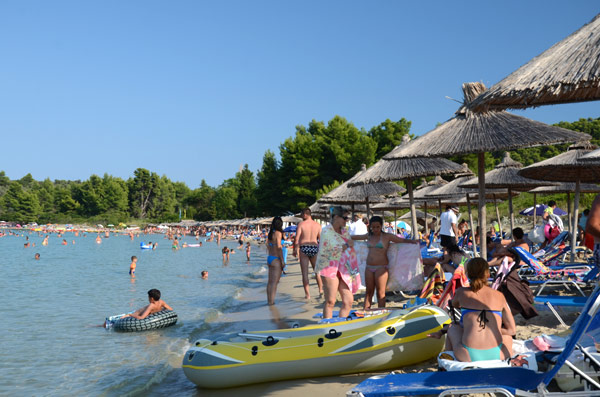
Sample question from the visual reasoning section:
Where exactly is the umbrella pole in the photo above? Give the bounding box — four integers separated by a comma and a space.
424, 202, 429, 237
366, 198, 370, 219
508, 188, 515, 241
467, 193, 477, 257
478, 153, 487, 260
407, 178, 418, 240
533, 193, 537, 228
567, 192, 572, 234
394, 210, 397, 235
438, 199, 443, 219
351, 203, 355, 220
571, 181, 580, 262
494, 194, 502, 238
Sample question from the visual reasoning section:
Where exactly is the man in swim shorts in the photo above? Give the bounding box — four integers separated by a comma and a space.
294, 208, 322, 299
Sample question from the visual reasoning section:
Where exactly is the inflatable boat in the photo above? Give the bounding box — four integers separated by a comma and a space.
182, 305, 449, 388
111, 310, 177, 332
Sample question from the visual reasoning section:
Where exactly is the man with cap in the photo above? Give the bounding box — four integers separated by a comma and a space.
439, 205, 460, 248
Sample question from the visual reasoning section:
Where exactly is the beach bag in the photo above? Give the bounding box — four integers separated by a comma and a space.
530, 225, 545, 244
499, 265, 538, 319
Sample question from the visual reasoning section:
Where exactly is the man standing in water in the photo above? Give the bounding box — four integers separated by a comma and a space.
293, 208, 322, 299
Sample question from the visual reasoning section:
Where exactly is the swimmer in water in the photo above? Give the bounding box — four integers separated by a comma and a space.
129, 256, 137, 276
35, 253, 40, 260
201, 270, 208, 279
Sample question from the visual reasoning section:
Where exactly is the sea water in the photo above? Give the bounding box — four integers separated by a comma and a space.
0, 232, 277, 396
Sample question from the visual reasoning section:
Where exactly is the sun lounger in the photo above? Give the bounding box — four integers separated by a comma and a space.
347, 285, 600, 397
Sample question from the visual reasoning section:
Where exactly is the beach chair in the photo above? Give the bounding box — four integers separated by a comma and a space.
514, 247, 593, 296
347, 285, 600, 397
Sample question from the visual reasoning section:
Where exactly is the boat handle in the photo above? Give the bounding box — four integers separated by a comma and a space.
325, 329, 342, 339
386, 326, 396, 335
262, 336, 279, 346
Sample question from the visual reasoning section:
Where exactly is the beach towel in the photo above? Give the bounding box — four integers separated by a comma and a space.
419, 263, 446, 304
316, 226, 361, 294
436, 264, 469, 310
353, 241, 424, 292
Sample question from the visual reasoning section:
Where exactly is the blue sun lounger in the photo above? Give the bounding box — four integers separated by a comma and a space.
348, 285, 600, 397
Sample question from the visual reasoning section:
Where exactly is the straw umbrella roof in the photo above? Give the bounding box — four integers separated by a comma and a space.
529, 182, 600, 194
470, 14, 600, 111
580, 147, 600, 162
518, 142, 600, 182
519, 141, 600, 259
459, 152, 554, 191
319, 164, 404, 204
400, 210, 435, 220
385, 85, 591, 159
410, 176, 448, 201
348, 136, 464, 185
386, 82, 590, 259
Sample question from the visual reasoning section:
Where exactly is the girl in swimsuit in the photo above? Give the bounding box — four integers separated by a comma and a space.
352, 216, 419, 310
266, 217, 284, 305
444, 257, 516, 362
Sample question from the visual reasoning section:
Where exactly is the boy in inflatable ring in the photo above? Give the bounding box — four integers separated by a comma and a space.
124, 289, 173, 320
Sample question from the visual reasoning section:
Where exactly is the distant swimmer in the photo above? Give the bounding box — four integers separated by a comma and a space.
62, 239, 68, 245
129, 256, 137, 276
246, 242, 251, 261
172, 237, 180, 250
201, 270, 208, 279
222, 246, 230, 263
95, 234, 102, 244
35, 253, 40, 260
152, 242, 157, 250
42, 236, 49, 246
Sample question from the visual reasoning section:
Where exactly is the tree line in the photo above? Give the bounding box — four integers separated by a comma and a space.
1, 116, 598, 225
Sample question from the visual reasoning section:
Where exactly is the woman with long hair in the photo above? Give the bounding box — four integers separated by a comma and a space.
266, 217, 284, 305
444, 257, 516, 362
316, 207, 362, 319
352, 216, 419, 309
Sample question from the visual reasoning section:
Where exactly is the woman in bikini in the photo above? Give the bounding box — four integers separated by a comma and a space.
266, 217, 284, 305
445, 257, 516, 362
352, 216, 419, 310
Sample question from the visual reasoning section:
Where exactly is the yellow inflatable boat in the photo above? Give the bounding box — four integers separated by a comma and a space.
182, 305, 450, 388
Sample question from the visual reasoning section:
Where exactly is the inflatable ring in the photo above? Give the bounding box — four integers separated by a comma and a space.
114, 310, 178, 332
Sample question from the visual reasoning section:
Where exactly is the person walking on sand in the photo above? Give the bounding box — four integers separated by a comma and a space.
266, 217, 285, 305
293, 208, 322, 299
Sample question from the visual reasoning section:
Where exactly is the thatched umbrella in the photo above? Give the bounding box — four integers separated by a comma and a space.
519, 142, 600, 260
459, 152, 555, 238
529, 182, 600, 229
347, 136, 464, 238
470, 14, 600, 111
581, 147, 600, 161
383, 82, 590, 259
319, 164, 405, 217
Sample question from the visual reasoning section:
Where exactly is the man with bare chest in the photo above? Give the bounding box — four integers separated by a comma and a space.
294, 208, 322, 299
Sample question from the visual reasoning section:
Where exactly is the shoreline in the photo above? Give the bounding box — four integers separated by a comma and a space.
172, 248, 578, 396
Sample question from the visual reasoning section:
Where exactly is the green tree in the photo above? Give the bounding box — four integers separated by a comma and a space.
368, 118, 412, 159
1, 181, 40, 222
235, 164, 257, 217
256, 150, 284, 215
185, 180, 217, 221
127, 168, 160, 218
213, 184, 239, 219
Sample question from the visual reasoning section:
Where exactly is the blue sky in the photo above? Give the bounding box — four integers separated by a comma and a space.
1, 1, 598, 188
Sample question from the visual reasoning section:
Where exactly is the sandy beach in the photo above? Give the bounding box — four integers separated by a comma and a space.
193, 252, 581, 396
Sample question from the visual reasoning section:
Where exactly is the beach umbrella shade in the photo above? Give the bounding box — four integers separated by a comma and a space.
383, 82, 590, 259
283, 225, 297, 233
319, 164, 405, 217
529, 182, 600, 229
458, 152, 555, 238
581, 147, 600, 161
470, 14, 600, 111
347, 135, 464, 237
519, 142, 600, 260
519, 204, 567, 217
